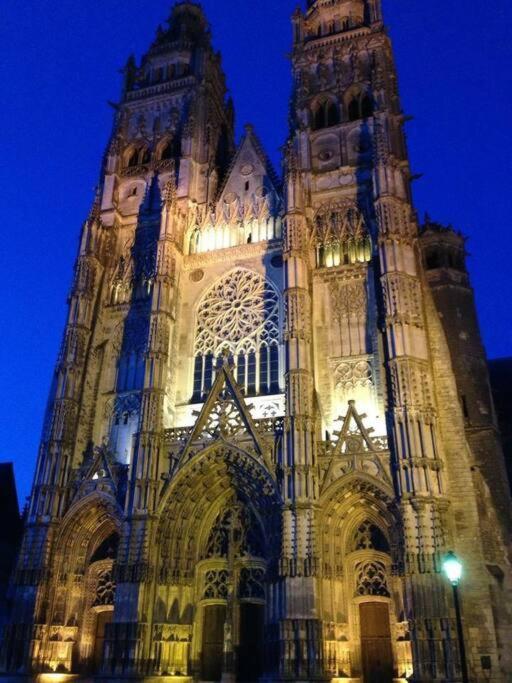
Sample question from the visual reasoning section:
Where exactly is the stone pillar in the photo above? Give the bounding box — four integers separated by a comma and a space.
279, 157, 324, 680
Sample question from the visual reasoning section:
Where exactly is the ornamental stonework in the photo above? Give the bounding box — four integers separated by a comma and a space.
195, 268, 279, 356
6, 2, 511, 682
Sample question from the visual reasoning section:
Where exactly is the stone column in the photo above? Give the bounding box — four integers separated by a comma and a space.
280, 155, 324, 680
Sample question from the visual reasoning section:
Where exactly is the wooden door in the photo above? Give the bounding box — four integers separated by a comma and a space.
359, 602, 394, 683
93, 610, 113, 672
237, 603, 264, 682
202, 604, 226, 681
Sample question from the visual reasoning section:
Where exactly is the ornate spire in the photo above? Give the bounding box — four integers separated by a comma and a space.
149, 1, 210, 54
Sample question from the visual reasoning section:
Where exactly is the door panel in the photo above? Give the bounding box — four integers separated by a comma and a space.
93, 610, 113, 672
202, 604, 226, 681
237, 603, 264, 682
360, 602, 394, 683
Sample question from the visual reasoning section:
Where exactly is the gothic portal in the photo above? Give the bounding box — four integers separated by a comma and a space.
3, 1, 512, 682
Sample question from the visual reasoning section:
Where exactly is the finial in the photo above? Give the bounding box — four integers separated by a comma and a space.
88, 186, 102, 221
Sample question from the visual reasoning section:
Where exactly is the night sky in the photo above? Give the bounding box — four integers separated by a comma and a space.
1, 0, 510, 505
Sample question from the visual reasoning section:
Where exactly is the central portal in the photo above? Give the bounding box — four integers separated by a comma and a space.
359, 602, 394, 683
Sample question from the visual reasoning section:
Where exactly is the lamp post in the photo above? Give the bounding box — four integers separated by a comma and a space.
443, 552, 469, 683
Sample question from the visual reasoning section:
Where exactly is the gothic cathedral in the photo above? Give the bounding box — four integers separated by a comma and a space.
3, 2, 512, 682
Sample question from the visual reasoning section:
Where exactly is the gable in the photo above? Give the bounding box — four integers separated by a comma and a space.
216, 125, 282, 217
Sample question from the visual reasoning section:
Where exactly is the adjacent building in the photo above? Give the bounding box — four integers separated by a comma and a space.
0, 463, 22, 628
489, 358, 512, 493
2, 1, 511, 681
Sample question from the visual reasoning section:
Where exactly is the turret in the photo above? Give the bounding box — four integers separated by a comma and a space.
298, 0, 382, 43
420, 217, 495, 428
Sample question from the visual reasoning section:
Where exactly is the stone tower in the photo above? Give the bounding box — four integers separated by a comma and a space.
2, 1, 511, 681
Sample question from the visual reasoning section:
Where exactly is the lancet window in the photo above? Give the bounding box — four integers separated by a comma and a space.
192, 269, 281, 401
312, 203, 372, 268
124, 145, 151, 168
347, 90, 374, 121
311, 97, 340, 130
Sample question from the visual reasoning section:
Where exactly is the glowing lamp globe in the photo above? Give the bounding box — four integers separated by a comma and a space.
443, 552, 463, 586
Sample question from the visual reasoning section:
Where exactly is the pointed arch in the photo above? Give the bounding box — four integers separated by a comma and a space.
157, 136, 174, 161
345, 85, 374, 122
156, 442, 282, 579
311, 94, 340, 130
38, 493, 123, 673
319, 473, 400, 576
54, 492, 123, 573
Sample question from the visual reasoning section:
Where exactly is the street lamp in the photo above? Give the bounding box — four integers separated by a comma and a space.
442, 552, 469, 683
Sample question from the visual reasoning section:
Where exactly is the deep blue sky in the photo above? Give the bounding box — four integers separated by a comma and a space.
1, 0, 511, 504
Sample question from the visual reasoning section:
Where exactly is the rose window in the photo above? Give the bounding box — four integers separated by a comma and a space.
193, 269, 281, 400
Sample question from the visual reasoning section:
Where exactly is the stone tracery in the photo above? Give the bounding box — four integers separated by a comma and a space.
193, 269, 281, 399
311, 202, 372, 268
355, 560, 390, 597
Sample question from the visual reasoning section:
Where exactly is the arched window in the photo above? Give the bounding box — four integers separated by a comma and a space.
193, 269, 281, 401
312, 98, 340, 130
426, 251, 441, 270
327, 101, 339, 127
348, 97, 361, 122
140, 147, 151, 165
108, 393, 141, 464
189, 228, 200, 255
361, 95, 374, 118
160, 141, 173, 161
127, 149, 139, 168
347, 91, 374, 121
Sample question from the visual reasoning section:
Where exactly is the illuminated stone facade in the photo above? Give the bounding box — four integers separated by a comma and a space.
2, 1, 512, 681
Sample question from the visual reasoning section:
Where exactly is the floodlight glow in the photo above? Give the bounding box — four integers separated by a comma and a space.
443, 551, 463, 586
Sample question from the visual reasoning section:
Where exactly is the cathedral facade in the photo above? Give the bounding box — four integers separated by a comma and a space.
3, 1, 512, 681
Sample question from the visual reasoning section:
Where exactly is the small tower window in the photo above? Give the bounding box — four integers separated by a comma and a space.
160, 142, 173, 160
361, 95, 374, 118
348, 98, 360, 122
347, 91, 374, 121
140, 148, 151, 165
312, 98, 340, 130
127, 150, 139, 168
426, 251, 441, 270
